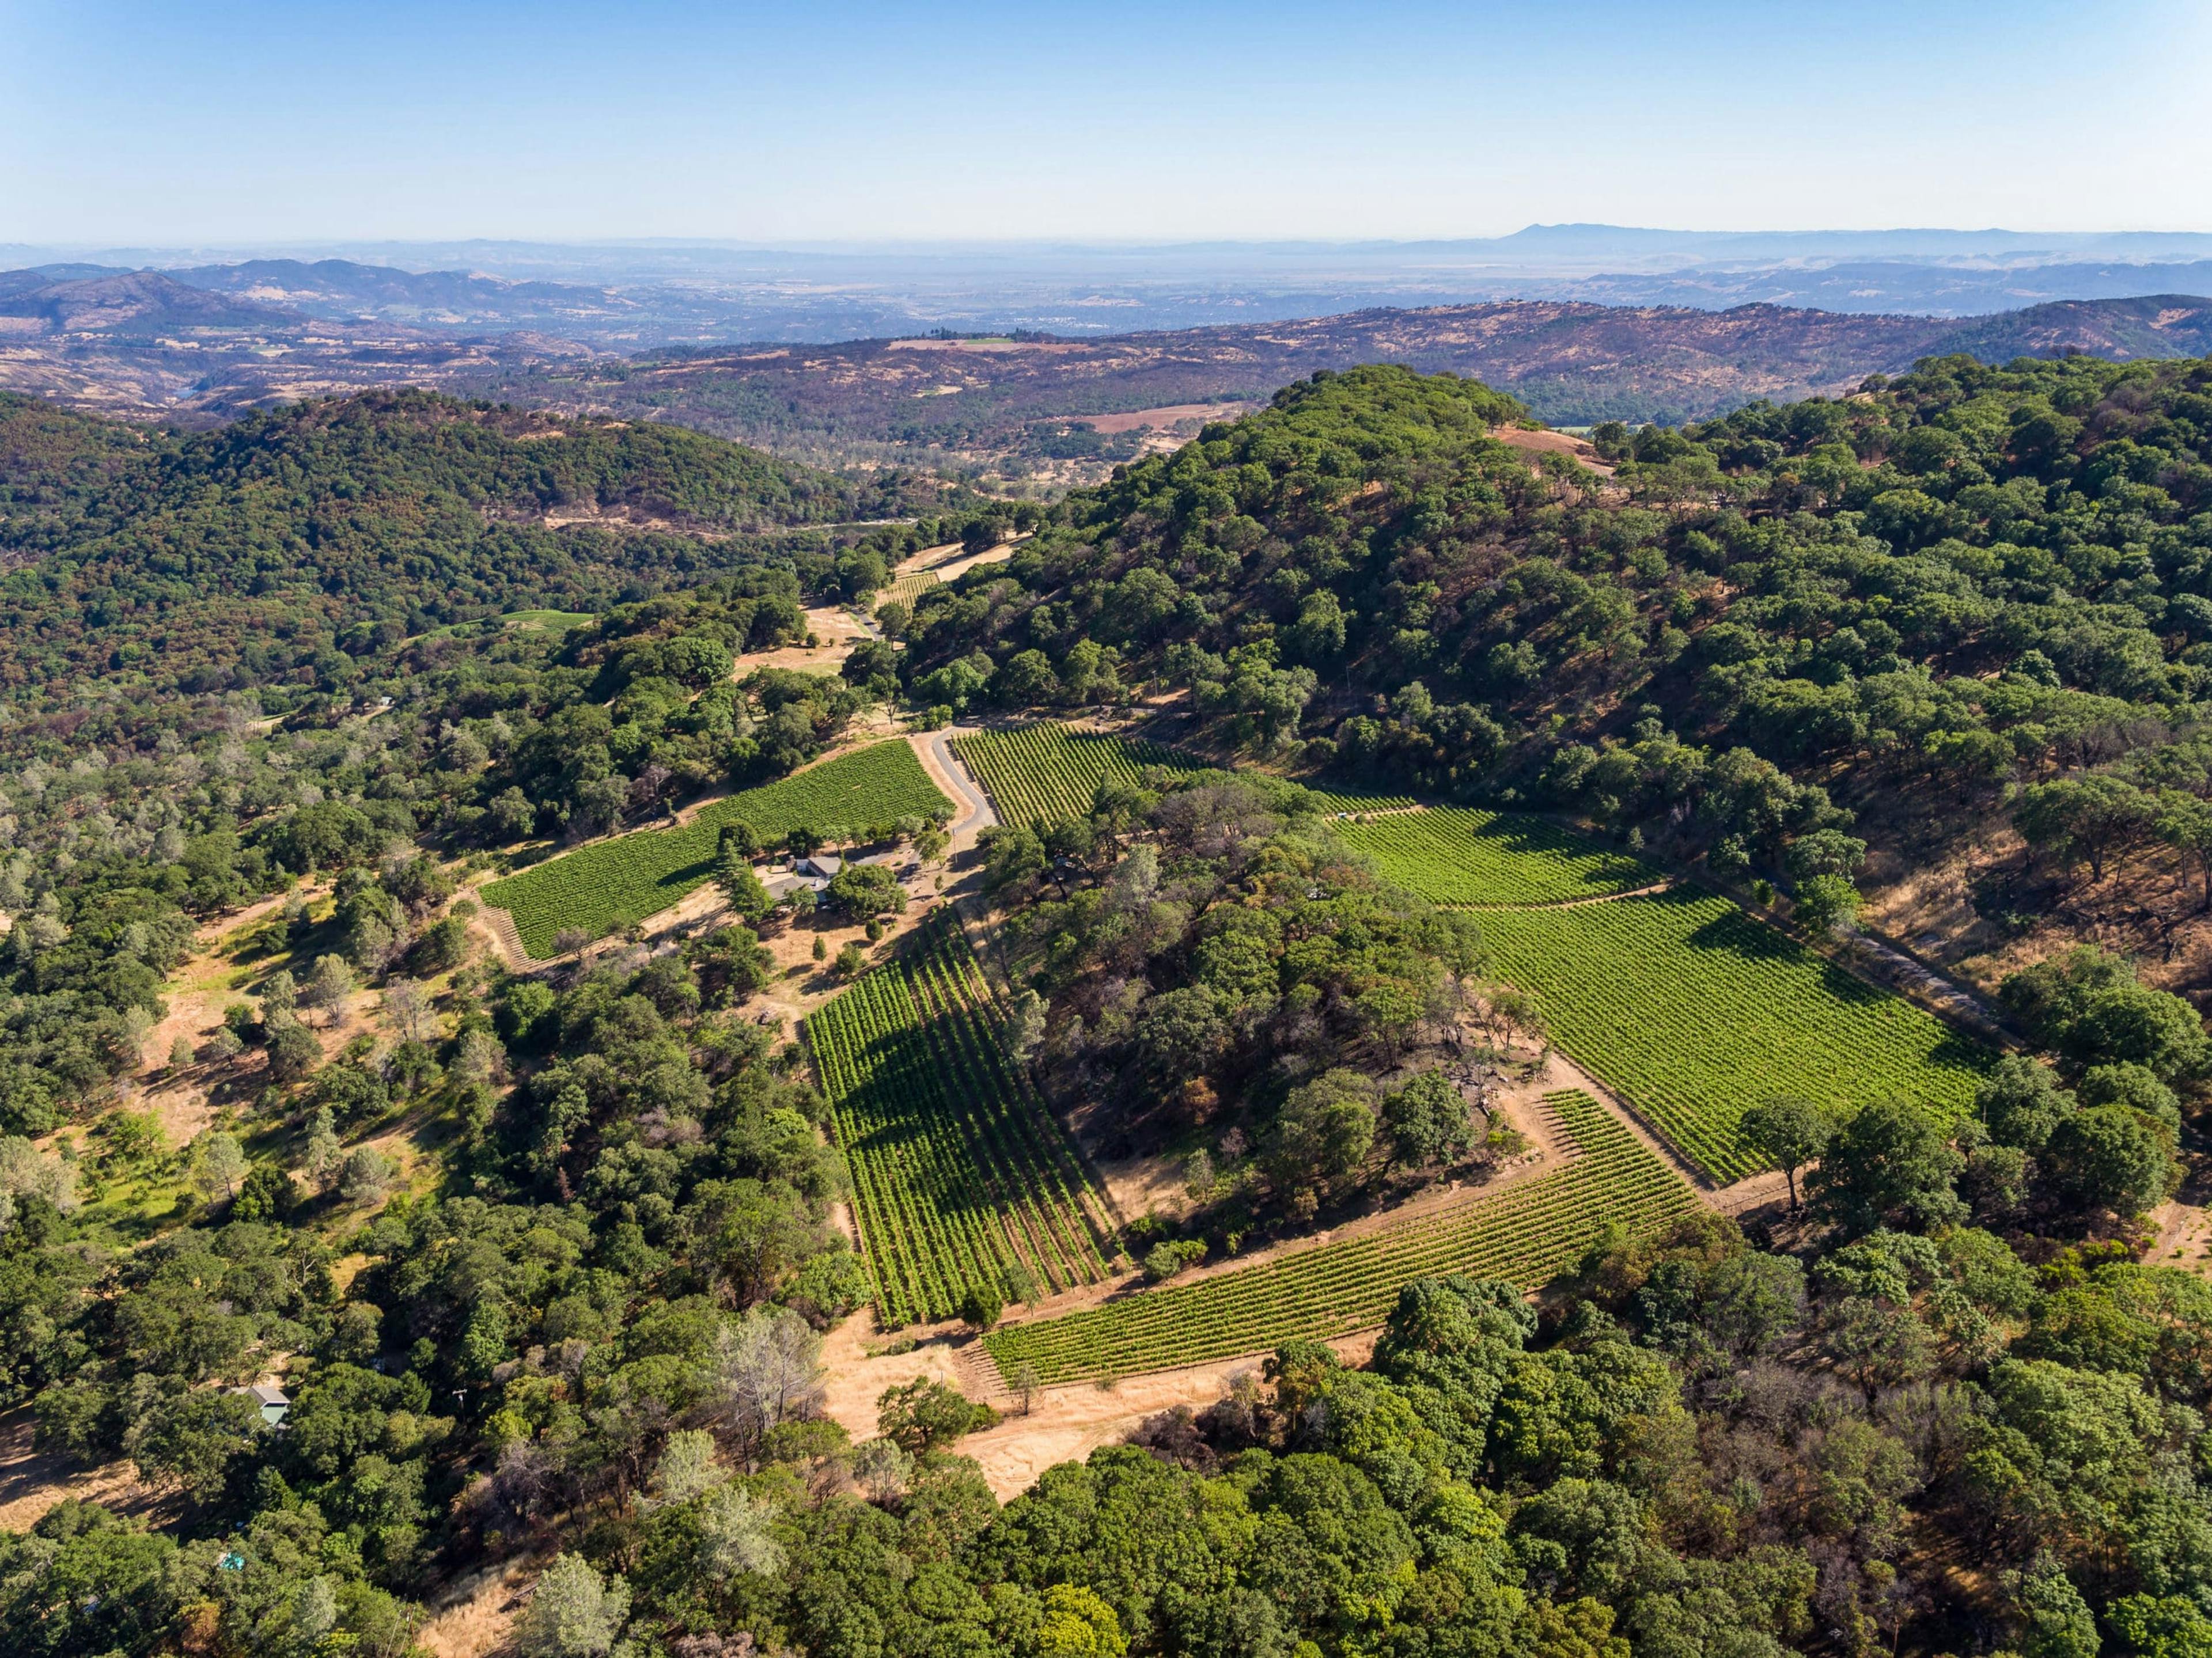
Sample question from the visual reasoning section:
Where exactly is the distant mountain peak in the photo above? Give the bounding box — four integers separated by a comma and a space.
0, 269, 299, 335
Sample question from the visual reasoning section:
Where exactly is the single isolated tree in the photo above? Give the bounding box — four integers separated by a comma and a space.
699, 1485, 786, 1580
514, 1552, 630, 1658
1806, 1097, 1965, 1236
827, 862, 907, 919
1740, 1095, 1834, 1210
715, 853, 773, 927
259, 968, 298, 1019
303, 954, 357, 1025
1006, 989, 1047, 1065
639, 1428, 728, 1511
1382, 1069, 1478, 1171
851, 1436, 913, 1503
338, 1146, 396, 1205
265, 1016, 321, 1083
875, 1376, 996, 1456
957, 1281, 1004, 1332
381, 977, 435, 1044
452, 1027, 507, 1087
191, 1132, 249, 1204
1793, 873, 1861, 938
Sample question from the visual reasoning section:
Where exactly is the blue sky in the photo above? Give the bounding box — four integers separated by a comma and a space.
2, 0, 2207, 245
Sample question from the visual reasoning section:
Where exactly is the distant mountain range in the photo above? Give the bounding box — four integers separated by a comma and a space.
1, 243, 2208, 480
0, 269, 298, 336
474, 295, 2212, 480
9, 225, 2212, 339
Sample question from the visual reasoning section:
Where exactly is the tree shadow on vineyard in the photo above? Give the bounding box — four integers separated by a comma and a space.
1683, 899, 1888, 1004
1462, 813, 1657, 885
1679, 893, 1996, 1076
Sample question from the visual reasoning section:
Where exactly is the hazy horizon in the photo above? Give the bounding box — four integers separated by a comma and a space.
4, 0, 2208, 245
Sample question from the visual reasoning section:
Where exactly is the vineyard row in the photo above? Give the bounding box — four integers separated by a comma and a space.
980, 1090, 1696, 1386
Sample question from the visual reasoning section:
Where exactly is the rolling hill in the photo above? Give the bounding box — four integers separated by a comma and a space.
488, 293, 2212, 479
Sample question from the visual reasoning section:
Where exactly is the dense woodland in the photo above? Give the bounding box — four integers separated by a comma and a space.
0, 390, 972, 753
2, 363, 2212, 1658
906, 355, 2212, 942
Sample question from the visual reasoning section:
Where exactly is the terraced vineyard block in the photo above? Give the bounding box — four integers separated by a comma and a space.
981, 1090, 1695, 1385
1480, 890, 1989, 1181
484, 740, 950, 955
808, 915, 1117, 1326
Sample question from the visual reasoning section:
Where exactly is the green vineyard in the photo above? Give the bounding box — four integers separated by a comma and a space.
884, 567, 942, 608
1337, 807, 1661, 906
1301, 790, 1421, 814
953, 723, 1202, 828
1480, 890, 1989, 1181
484, 741, 951, 955
982, 1090, 1694, 1386
808, 916, 1118, 1326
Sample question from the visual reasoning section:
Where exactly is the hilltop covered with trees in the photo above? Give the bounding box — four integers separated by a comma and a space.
7, 360, 2212, 1658
902, 355, 2212, 978
0, 389, 971, 754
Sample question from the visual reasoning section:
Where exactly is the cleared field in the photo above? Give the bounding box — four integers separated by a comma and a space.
1336, 807, 1660, 906
1480, 889, 1988, 1182
953, 723, 1202, 828
483, 741, 951, 955
809, 917, 1116, 1326
501, 608, 595, 633
981, 1090, 1694, 1385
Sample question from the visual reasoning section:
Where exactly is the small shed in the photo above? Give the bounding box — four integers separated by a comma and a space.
230, 1383, 290, 1426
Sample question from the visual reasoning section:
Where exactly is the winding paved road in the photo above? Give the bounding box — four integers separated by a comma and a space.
918, 726, 997, 852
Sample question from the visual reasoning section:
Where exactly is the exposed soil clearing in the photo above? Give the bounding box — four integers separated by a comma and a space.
817, 1303, 1373, 1502
0, 1407, 167, 1534
2150, 1193, 2212, 1274
1492, 426, 1616, 475
1076, 402, 1256, 435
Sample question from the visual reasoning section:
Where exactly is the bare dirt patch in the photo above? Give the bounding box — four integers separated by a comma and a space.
2149, 1197, 2212, 1274
0, 1407, 168, 1534
1491, 425, 1613, 473
958, 1333, 1376, 1501
1076, 401, 1256, 435
745, 600, 874, 676
416, 1553, 544, 1658
1096, 1153, 1192, 1227
816, 1304, 1367, 1502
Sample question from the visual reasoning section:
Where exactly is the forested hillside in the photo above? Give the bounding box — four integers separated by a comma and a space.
0, 389, 959, 746
904, 354, 2212, 987
9, 360, 2212, 1658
